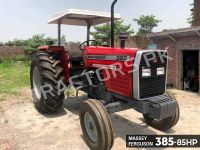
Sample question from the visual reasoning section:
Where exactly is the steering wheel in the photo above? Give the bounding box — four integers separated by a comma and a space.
79, 40, 98, 51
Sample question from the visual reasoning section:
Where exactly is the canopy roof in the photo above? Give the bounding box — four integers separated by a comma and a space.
48, 9, 121, 26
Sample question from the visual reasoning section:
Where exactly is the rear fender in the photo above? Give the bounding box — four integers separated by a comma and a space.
38, 46, 69, 83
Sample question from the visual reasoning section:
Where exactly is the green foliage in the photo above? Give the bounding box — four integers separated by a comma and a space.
0, 42, 4, 46
61, 35, 67, 45
5, 41, 14, 46
0, 34, 57, 55
187, 3, 194, 26
0, 40, 28, 46
91, 20, 134, 45
24, 34, 49, 53
134, 15, 161, 35
12, 39, 28, 46
187, 15, 193, 25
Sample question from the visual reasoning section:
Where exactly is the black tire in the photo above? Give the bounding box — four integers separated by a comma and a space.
30, 51, 65, 113
79, 99, 114, 150
143, 90, 180, 131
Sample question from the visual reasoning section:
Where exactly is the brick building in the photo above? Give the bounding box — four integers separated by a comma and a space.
147, 0, 200, 93
192, 0, 200, 26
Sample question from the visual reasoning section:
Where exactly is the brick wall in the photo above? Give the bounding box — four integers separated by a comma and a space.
156, 39, 177, 85
154, 35, 200, 93
0, 46, 25, 59
0, 38, 148, 60
115, 36, 149, 48
193, 0, 200, 26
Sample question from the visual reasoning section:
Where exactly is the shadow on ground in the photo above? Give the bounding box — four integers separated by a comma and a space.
42, 94, 171, 150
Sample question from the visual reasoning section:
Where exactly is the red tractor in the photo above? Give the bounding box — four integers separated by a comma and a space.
30, 1, 179, 149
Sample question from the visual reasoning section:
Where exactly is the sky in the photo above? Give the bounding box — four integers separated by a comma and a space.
0, 0, 193, 42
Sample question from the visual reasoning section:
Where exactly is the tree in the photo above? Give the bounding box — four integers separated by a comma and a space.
61, 35, 67, 45
91, 20, 134, 45
12, 39, 28, 46
187, 2, 194, 26
187, 15, 193, 25
25, 34, 46, 52
134, 15, 161, 35
23, 34, 56, 56
0, 42, 4, 46
6, 41, 15, 46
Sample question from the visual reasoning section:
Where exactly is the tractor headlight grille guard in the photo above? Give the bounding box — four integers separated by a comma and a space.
133, 50, 168, 100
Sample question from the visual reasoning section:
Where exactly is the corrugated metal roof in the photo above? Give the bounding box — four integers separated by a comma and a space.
147, 26, 200, 39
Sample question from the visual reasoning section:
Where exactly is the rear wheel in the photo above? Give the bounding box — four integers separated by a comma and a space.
79, 99, 114, 150
30, 51, 65, 113
143, 90, 180, 131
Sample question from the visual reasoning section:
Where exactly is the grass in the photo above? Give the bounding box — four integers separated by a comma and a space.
0, 55, 75, 102
0, 56, 30, 98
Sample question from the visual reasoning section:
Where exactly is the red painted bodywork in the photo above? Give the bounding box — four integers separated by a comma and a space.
38, 46, 69, 83
83, 46, 139, 98
38, 45, 139, 98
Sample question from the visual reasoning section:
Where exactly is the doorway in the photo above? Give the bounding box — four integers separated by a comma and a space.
183, 50, 199, 92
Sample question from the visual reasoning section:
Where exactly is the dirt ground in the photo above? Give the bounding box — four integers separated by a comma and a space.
0, 88, 200, 150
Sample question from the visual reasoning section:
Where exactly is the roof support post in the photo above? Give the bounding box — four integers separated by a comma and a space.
58, 22, 61, 46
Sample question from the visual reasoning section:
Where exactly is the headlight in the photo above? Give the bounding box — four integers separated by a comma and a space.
157, 67, 165, 75
142, 68, 151, 77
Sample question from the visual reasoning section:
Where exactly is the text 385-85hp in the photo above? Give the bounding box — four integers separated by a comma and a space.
126, 135, 200, 148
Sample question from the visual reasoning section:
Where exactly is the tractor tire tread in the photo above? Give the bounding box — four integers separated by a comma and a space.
30, 51, 65, 113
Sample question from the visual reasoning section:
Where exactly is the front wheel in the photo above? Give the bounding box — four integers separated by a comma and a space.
143, 90, 180, 131
79, 99, 114, 150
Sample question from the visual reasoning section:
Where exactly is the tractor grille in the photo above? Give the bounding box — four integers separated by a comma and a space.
139, 51, 167, 99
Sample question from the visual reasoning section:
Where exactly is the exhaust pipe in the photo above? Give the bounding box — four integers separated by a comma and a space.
111, 0, 118, 48
119, 32, 128, 48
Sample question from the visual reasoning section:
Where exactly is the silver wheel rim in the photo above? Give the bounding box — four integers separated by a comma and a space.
33, 66, 42, 100
84, 112, 98, 143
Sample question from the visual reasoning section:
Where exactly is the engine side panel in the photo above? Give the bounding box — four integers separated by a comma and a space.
84, 46, 138, 98
103, 70, 133, 98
